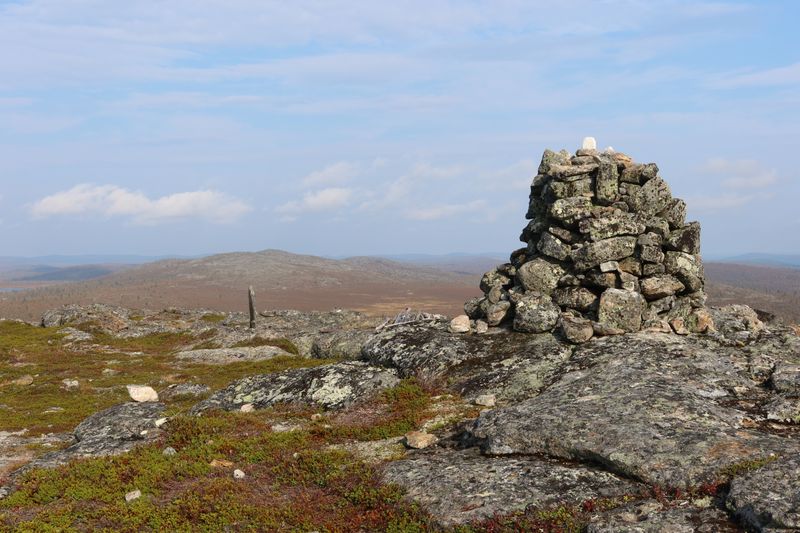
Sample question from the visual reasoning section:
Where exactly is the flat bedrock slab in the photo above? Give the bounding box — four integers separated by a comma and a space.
469, 332, 800, 489
727, 455, 800, 531
362, 322, 573, 402
175, 345, 293, 364
383, 447, 642, 526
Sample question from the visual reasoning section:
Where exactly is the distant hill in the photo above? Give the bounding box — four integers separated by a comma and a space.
0, 249, 481, 322
718, 253, 800, 269
1, 249, 798, 325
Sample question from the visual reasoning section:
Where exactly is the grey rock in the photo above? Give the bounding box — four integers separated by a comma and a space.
383, 448, 641, 526
190, 361, 400, 413
573, 236, 637, 271
549, 163, 599, 180
517, 257, 566, 294
559, 314, 594, 344
596, 161, 620, 205
552, 286, 599, 311
470, 333, 799, 488
479, 267, 512, 293
176, 346, 293, 364
639, 244, 665, 264
17, 403, 167, 477
485, 300, 511, 327
550, 197, 594, 227
664, 252, 704, 292
620, 163, 659, 185
513, 294, 560, 333
160, 383, 212, 400
588, 500, 736, 533
538, 148, 571, 174
708, 304, 764, 343
660, 198, 687, 229
642, 262, 666, 276
464, 296, 484, 319
579, 211, 646, 241
640, 275, 685, 300
666, 222, 701, 254
727, 455, 800, 530
362, 322, 573, 402
537, 231, 571, 261
598, 289, 645, 332
772, 363, 800, 395
628, 177, 672, 216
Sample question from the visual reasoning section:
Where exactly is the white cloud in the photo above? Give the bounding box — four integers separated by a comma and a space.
406, 200, 485, 221
30, 184, 251, 224
276, 187, 353, 215
302, 161, 358, 186
701, 158, 779, 189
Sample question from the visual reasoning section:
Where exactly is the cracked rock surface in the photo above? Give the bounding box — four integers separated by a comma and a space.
190, 361, 400, 413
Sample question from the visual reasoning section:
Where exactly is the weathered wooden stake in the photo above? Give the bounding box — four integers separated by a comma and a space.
248, 286, 256, 329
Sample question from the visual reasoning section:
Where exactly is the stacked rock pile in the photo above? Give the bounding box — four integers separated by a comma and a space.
463, 138, 712, 343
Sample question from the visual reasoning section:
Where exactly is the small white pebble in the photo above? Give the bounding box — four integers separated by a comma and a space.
582, 136, 597, 150
162, 447, 177, 457
310, 413, 323, 421
125, 489, 141, 502
154, 417, 168, 428
233, 469, 246, 479
240, 403, 254, 413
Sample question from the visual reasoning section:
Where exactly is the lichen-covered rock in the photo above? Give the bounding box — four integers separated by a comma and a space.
469, 333, 799, 488
666, 221, 701, 255
516, 257, 566, 294
471, 143, 706, 337
640, 275, 685, 300
598, 289, 645, 332
190, 361, 399, 413
16, 402, 166, 475
573, 236, 637, 271
513, 294, 560, 333
587, 500, 737, 533
362, 322, 573, 402
727, 455, 800, 531
708, 304, 765, 343
558, 314, 594, 344
176, 346, 293, 364
383, 448, 642, 526
664, 252, 704, 293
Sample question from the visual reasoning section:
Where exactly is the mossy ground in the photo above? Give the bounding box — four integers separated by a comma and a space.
0, 321, 331, 435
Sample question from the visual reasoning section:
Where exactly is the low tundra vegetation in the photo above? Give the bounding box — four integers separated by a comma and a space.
0, 320, 329, 435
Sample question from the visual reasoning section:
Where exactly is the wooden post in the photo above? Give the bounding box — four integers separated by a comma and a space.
248, 286, 256, 329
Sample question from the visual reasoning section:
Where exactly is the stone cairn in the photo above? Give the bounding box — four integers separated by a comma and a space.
462, 137, 712, 343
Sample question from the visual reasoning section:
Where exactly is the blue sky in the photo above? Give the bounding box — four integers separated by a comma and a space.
0, 0, 798, 258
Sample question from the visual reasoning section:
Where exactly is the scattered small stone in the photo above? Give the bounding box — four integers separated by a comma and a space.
209, 459, 234, 468
474, 320, 489, 334
162, 446, 177, 456
233, 469, 246, 479
101, 368, 120, 377
154, 417, 168, 428
310, 413, 323, 421
125, 489, 141, 502
474, 394, 496, 408
449, 315, 471, 334
12, 375, 33, 386
403, 431, 438, 449
239, 403, 254, 413
61, 379, 79, 391
126, 385, 158, 402
582, 136, 597, 150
